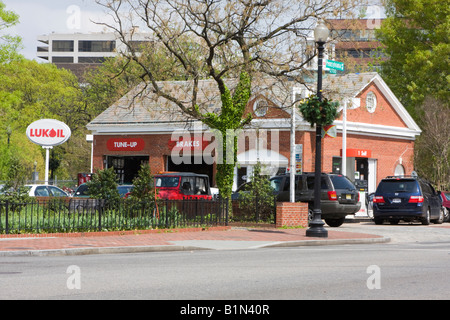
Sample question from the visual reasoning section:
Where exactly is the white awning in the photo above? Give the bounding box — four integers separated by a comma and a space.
237, 148, 288, 166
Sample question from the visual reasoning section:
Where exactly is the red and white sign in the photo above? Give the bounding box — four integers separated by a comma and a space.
107, 138, 145, 151
168, 138, 210, 151
26, 119, 71, 147
341, 148, 372, 158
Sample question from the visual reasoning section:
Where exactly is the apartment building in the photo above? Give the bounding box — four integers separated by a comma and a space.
327, 19, 387, 73
37, 29, 152, 79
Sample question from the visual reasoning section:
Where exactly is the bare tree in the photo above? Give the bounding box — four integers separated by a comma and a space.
415, 97, 450, 191
94, 0, 366, 198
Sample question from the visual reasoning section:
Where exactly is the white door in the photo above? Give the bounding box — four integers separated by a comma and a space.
368, 159, 377, 193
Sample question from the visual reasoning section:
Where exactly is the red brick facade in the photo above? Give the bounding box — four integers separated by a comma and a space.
88, 73, 420, 193
276, 202, 309, 228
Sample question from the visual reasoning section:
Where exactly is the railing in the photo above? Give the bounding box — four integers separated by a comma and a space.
0, 197, 229, 235
231, 197, 277, 224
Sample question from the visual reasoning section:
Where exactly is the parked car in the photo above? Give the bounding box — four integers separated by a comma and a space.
118, 185, 134, 198
365, 192, 375, 219
72, 183, 134, 198
269, 173, 361, 227
372, 176, 444, 225
231, 182, 254, 200
25, 184, 69, 197
70, 183, 134, 213
154, 172, 212, 200
439, 191, 450, 222
72, 183, 90, 198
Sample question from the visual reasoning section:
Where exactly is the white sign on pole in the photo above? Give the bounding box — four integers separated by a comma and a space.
26, 119, 71, 147
26, 119, 72, 184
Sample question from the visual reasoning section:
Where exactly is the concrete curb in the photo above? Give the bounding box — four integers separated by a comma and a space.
0, 236, 390, 257
260, 236, 391, 248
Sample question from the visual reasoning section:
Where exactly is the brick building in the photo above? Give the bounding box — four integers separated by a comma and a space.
86, 72, 421, 195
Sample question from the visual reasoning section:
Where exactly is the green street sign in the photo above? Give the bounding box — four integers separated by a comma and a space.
325, 59, 344, 71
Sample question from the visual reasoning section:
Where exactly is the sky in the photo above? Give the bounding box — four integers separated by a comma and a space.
2, 0, 386, 61
2, 0, 112, 60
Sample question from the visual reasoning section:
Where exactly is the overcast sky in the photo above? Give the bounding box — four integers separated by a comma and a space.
2, 0, 386, 61
2, 0, 111, 60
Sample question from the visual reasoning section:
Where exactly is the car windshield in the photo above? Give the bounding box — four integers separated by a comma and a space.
118, 185, 133, 197
443, 192, 450, 201
155, 176, 180, 188
75, 184, 89, 196
270, 177, 283, 192
377, 180, 419, 193
329, 175, 356, 190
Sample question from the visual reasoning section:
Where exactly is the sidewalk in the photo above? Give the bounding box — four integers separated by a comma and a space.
0, 226, 389, 257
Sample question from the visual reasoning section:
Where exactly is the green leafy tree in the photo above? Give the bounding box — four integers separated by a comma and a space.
376, 0, 450, 113
86, 167, 120, 202
376, 0, 449, 187
130, 163, 157, 201
0, 1, 22, 64
0, 60, 88, 180
238, 162, 276, 222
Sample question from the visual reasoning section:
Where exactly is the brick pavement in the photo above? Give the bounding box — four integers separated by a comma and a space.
0, 226, 386, 255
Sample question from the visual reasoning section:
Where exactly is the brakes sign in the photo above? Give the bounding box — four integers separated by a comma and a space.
26, 119, 71, 147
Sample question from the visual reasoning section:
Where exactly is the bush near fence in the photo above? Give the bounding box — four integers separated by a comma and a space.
0, 197, 229, 235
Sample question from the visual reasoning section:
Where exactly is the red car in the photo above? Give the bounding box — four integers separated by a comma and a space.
154, 172, 213, 200
439, 191, 450, 222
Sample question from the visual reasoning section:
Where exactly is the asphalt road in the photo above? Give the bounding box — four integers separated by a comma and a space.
1, 222, 449, 302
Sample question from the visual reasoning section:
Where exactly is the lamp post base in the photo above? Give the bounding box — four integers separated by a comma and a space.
306, 210, 328, 238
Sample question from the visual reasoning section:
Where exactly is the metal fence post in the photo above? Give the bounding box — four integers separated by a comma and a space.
98, 199, 104, 232
225, 198, 229, 226
5, 200, 9, 235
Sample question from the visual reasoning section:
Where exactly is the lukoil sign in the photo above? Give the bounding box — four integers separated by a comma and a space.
26, 119, 71, 147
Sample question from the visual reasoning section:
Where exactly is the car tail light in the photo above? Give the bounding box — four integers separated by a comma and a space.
373, 196, 385, 203
409, 195, 424, 203
327, 191, 337, 201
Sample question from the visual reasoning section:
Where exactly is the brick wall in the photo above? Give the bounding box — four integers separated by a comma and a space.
93, 134, 174, 175
276, 202, 309, 228
90, 80, 416, 188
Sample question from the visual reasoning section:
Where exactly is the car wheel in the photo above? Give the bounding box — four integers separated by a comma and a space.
422, 208, 431, 225
443, 208, 450, 222
373, 218, 384, 225
434, 207, 445, 224
325, 217, 345, 227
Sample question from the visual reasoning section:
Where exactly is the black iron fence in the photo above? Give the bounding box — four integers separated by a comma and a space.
231, 197, 277, 224
0, 197, 229, 235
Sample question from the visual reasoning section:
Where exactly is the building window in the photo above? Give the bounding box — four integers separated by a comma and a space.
78, 40, 116, 52
52, 56, 74, 63
365, 91, 377, 113
394, 164, 405, 177
52, 40, 74, 52
78, 57, 106, 63
253, 99, 268, 117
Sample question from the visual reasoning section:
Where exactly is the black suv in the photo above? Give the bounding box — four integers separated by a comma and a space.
372, 176, 444, 225
269, 173, 361, 227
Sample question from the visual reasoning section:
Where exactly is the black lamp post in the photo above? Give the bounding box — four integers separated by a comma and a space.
306, 21, 329, 238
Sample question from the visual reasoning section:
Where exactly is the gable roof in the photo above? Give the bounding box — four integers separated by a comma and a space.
87, 72, 421, 139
